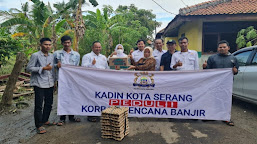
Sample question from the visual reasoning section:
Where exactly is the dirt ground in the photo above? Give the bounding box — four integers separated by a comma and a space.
0, 95, 257, 144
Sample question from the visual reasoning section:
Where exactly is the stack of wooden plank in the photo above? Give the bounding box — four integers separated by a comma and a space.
101, 106, 129, 141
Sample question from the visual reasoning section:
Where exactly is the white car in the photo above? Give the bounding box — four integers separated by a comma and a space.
232, 46, 257, 104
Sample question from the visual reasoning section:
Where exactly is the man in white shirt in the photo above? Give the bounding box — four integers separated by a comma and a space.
81, 41, 108, 69
170, 37, 199, 71
153, 39, 167, 71
81, 41, 108, 122
130, 39, 145, 65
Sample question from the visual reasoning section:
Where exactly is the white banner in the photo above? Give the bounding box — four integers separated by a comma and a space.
58, 65, 233, 121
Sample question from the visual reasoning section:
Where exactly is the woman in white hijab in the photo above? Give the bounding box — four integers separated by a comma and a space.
108, 44, 128, 60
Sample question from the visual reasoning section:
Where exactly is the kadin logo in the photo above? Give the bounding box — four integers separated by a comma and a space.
133, 72, 155, 87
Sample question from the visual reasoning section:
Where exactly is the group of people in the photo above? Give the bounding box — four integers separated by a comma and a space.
26, 35, 239, 134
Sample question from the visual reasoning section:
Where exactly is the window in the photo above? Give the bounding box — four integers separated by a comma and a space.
203, 34, 218, 53
235, 51, 252, 66
251, 52, 257, 65
203, 33, 237, 53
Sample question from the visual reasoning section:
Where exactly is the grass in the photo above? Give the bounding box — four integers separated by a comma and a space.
0, 55, 26, 86
0, 56, 16, 75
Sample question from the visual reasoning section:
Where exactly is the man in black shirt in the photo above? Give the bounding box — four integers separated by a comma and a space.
203, 40, 239, 126
160, 40, 177, 71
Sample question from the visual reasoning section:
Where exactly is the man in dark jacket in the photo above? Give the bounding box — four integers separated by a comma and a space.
203, 40, 239, 126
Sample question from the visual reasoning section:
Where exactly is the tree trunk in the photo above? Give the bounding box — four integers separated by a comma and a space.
1, 52, 25, 107
74, 0, 85, 52
52, 24, 57, 51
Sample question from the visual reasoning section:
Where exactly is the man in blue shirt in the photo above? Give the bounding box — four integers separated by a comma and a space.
160, 40, 177, 71
26, 38, 55, 134
53, 36, 81, 126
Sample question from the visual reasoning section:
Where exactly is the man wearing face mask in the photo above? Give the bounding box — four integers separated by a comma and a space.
108, 44, 128, 60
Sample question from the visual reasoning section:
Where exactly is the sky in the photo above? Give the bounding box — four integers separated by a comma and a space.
0, 0, 209, 33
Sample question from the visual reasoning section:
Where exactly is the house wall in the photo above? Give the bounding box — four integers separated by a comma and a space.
164, 21, 203, 57
164, 21, 207, 69
178, 20, 203, 58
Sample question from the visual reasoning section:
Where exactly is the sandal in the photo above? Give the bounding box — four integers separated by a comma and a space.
37, 127, 46, 134
57, 120, 65, 126
44, 121, 56, 126
225, 121, 234, 126
70, 117, 81, 122
87, 117, 97, 122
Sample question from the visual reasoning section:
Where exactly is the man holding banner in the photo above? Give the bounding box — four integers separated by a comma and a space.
57, 40, 234, 125
54, 35, 81, 126
203, 40, 239, 126
81, 41, 108, 122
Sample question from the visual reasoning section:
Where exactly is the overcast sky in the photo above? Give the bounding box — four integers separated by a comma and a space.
0, 0, 209, 32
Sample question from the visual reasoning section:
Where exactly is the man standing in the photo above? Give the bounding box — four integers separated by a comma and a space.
203, 40, 239, 74
160, 40, 177, 71
153, 39, 167, 71
81, 41, 108, 69
203, 40, 239, 126
53, 35, 81, 126
170, 37, 199, 70
130, 39, 145, 65
81, 41, 108, 122
26, 38, 55, 134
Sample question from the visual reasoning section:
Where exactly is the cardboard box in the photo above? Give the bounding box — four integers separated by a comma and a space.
109, 57, 130, 70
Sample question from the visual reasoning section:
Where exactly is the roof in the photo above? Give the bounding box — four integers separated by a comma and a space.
157, 28, 165, 34
180, 0, 257, 16
162, 0, 257, 37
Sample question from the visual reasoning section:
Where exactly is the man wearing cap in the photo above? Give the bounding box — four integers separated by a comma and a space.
170, 37, 199, 71
160, 40, 177, 71
153, 38, 167, 71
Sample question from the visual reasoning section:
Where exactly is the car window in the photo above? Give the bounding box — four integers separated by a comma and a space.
235, 51, 252, 66
251, 52, 257, 65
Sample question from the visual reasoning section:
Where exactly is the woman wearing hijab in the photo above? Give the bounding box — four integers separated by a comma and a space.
108, 44, 128, 59
127, 47, 156, 71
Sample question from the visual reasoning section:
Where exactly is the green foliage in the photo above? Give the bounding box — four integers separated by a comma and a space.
236, 26, 257, 49
55, 20, 67, 32
115, 4, 161, 37
0, 18, 33, 27
81, 5, 158, 57
89, 0, 99, 7
0, 56, 16, 75
17, 96, 24, 102
246, 41, 252, 47
0, 28, 22, 67
1, 1, 159, 60
246, 29, 257, 40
